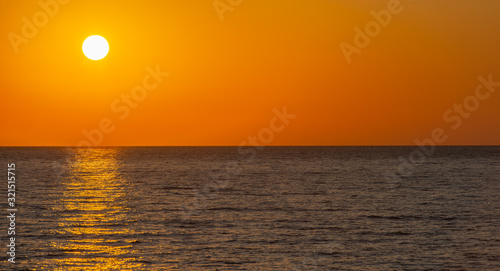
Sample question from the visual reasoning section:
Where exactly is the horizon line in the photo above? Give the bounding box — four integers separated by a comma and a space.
1, 145, 499, 148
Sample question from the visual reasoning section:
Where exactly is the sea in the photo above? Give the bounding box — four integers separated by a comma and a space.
0, 146, 499, 270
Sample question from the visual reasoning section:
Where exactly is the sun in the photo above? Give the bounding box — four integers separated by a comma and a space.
82, 35, 109, 60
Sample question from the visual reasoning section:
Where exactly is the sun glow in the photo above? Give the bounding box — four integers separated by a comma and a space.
82, 35, 109, 60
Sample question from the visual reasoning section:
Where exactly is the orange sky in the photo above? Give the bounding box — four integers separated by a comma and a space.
1, 0, 499, 146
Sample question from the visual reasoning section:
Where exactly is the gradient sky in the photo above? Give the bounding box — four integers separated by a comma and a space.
1, 0, 499, 146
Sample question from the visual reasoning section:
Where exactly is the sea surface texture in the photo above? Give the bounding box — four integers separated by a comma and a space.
0, 146, 499, 270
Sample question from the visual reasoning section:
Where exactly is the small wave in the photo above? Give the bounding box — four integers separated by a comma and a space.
162, 186, 195, 190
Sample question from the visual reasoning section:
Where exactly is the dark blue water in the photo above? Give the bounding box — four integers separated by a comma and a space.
1, 147, 499, 270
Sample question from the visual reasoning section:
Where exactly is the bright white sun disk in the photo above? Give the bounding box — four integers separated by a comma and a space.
82, 35, 109, 60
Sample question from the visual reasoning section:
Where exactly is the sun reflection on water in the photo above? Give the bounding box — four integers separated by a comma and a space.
38, 148, 146, 270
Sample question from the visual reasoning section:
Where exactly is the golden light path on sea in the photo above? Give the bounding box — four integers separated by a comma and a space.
37, 148, 146, 270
